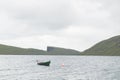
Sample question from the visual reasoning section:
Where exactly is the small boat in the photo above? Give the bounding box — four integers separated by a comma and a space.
37, 60, 51, 66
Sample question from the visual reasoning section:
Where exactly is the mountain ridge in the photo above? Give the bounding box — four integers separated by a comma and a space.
0, 35, 120, 55
0, 44, 81, 55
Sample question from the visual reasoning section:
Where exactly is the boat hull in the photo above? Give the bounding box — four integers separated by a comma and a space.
37, 61, 51, 66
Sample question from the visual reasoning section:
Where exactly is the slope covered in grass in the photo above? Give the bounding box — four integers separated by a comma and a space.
82, 35, 120, 56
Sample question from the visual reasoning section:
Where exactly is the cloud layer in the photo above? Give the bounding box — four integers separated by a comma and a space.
0, 0, 120, 51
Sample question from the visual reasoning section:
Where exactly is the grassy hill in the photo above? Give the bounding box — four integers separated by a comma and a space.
47, 46, 80, 55
0, 44, 80, 55
0, 44, 47, 55
82, 35, 120, 56
2, 34, 120, 56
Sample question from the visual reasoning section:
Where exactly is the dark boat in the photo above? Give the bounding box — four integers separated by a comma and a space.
37, 61, 51, 66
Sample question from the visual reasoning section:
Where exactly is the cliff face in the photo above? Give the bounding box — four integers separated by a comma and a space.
47, 47, 54, 52
82, 35, 120, 56
47, 46, 81, 55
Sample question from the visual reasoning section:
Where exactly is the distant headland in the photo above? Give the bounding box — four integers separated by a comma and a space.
0, 35, 120, 56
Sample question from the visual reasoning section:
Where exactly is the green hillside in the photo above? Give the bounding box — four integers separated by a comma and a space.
0, 44, 47, 55
82, 35, 120, 56
47, 46, 80, 55
0, 44, 80, 55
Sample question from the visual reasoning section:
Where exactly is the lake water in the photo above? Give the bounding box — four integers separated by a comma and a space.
0, 55, 120, 80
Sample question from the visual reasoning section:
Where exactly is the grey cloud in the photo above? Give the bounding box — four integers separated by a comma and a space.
1, 0, 74, 30
0, 0, 117, 31
0, 0, 120, 51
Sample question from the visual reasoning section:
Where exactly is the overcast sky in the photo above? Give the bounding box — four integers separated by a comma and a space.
0, 0, 120, 51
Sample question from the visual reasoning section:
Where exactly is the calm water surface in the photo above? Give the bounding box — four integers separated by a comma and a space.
0, 55, 120, 80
